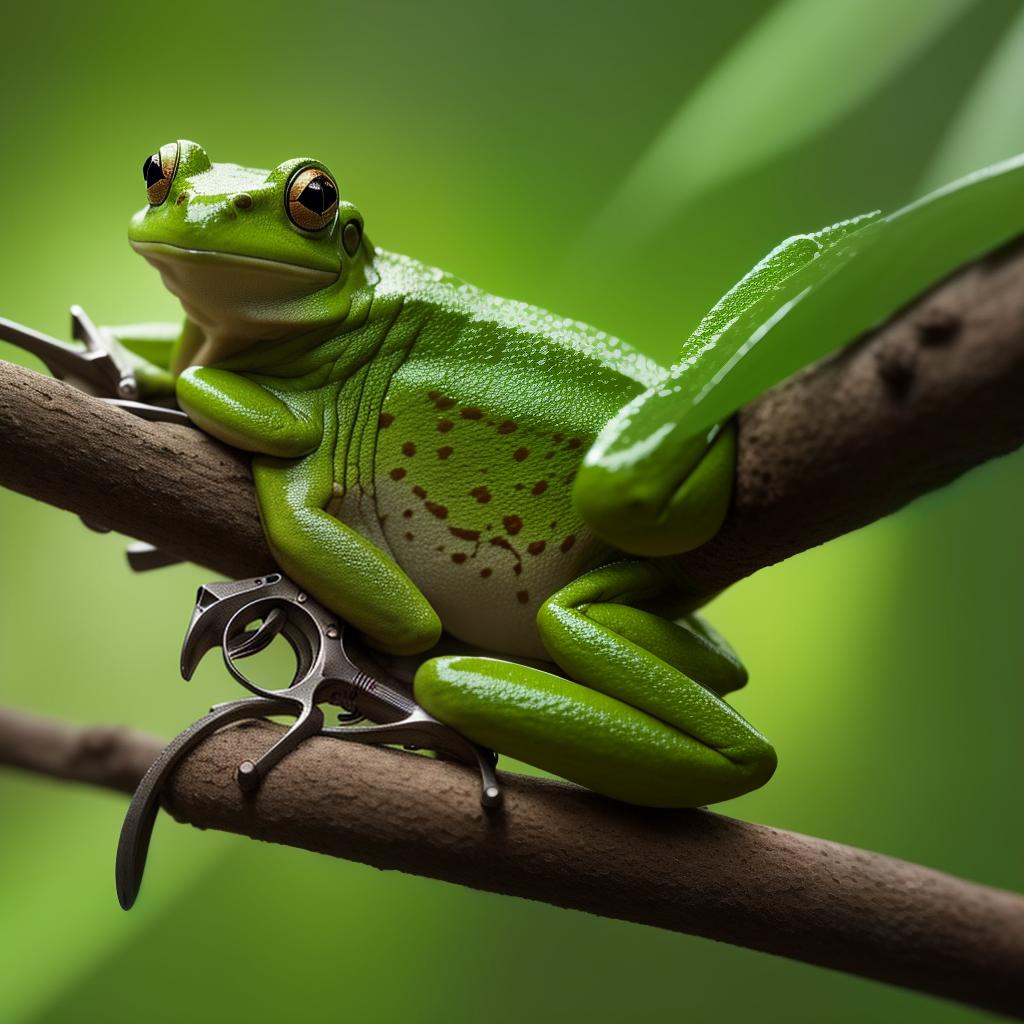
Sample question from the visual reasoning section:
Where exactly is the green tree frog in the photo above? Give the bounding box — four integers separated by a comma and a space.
118, 140, 1024, 808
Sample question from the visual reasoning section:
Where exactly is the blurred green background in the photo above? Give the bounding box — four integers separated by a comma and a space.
2, 1, 1023, 1020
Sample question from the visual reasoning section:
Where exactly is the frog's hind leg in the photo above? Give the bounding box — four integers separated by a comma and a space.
414, 561, 776, 808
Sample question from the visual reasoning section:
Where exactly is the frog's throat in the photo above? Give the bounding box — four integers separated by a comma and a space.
130, 240, 342, 360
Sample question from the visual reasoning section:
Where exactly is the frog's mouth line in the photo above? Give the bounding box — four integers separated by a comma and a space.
129, 241, 339, 285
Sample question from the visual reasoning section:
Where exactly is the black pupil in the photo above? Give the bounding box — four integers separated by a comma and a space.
143, 154, 165, 188
297, 176, 337, 216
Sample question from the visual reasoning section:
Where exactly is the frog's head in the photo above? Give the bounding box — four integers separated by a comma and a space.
129, 140, 369, 358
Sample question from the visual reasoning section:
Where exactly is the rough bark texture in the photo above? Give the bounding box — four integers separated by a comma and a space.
673, 238, 1024, 593
1, 706, 1022, 1018
0, 361, 274, 580
0, 240, 1023, 596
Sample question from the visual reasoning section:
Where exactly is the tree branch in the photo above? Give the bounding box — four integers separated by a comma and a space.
674, 237, 1024, 594
2, 239, 1024, 1016
1, 705, 1022, 1018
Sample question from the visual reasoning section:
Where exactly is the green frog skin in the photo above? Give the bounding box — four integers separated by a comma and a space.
121, 139, 1024, 808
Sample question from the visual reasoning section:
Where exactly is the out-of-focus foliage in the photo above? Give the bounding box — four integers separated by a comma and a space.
1, 1, 1022, 1021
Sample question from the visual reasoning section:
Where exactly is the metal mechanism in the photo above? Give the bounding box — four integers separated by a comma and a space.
0, 307, 190, 567
115, 573, 502, 910
0, 307, 192, 424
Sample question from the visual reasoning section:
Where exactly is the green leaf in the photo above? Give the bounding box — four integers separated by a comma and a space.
675, 153, 1024, 441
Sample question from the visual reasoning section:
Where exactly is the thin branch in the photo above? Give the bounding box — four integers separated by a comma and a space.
1, 706, 1022, 1018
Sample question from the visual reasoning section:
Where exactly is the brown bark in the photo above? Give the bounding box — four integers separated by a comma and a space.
1, 706, 1022, 1018
674, 238, 1024, 594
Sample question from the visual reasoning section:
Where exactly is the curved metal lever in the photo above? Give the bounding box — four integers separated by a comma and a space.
115, 696, 294, 910
117, 573, 504, 910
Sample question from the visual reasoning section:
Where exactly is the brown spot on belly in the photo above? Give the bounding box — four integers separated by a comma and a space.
560, 534, 576, 553
480, 567, 492, 578
451, 552, 467, 564
450, 527, 481, 542
425, 501, 449, 519
516, 590, 530, 604
389, 467, 406, 481
497, 420, 517, 434
461, 407, 484, 420
527, 540, 546, 556
401, 441, 416, 457
412, 485, 427, 499
567, 438, 582, 449
503, 515, 523, 535
378, 412, 394, 428
490, 535, 523, 575
438, 419, 454, 433
404, 531, 414, 541
531, 480, 548, 495
402, 509, 413, 519
437, 446, 453, 459
470, 485, 492, 503
513, 447, 529, 462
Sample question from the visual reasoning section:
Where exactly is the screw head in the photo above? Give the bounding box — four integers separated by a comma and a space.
237, 760, 259, 792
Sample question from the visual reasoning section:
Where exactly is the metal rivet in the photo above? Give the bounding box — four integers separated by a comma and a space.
326, 625, 339, 639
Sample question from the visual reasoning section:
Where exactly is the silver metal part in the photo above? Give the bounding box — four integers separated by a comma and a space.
1, 306, 192, 568
126, 542, 185, 572
0, 307, 135, 399
116, 573, 502, 910
104, 399, 191, 426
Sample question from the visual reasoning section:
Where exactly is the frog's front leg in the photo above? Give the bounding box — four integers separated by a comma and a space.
414, 561, 775, 807
176, 366, 440, 654
176, 366, 321, 457
254, 456, 442, 656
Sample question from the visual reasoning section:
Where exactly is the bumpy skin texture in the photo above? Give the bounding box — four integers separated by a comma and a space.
119, 139, 783, 807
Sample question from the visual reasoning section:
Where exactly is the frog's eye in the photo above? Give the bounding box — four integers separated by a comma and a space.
286, 167, 339, 231
142, 143, 179, 206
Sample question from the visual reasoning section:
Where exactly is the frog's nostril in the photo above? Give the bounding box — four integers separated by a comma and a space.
175, 191, 189, 206
233, 193, 253, 210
